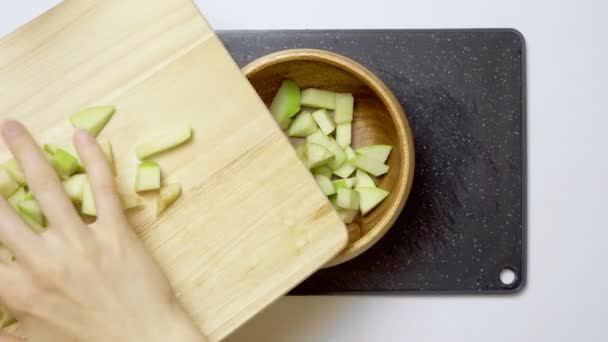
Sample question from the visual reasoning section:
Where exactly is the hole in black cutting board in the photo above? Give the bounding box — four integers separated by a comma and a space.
500, 268, 517, 286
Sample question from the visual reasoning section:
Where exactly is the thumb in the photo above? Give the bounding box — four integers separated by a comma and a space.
0, 335, 25, 342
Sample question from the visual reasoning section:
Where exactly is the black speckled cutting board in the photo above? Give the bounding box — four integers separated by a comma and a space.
218, 30, 526, 293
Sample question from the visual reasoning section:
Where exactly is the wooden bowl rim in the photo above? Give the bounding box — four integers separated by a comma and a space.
242, 49, 415, 267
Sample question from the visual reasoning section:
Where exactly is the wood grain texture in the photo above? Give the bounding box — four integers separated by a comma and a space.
0, 1, 347, 340
243, 49, 415, 267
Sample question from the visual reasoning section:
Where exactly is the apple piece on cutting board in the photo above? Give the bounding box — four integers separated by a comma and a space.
135, 125, 192, 159
135, 161, 161, 192
157, 183, 181, 216
69, 106, 115, 137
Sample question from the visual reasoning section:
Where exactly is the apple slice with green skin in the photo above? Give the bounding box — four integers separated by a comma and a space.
120, 193, 144, 210
81, 178, 96, 216
18, 212, 46, 234
314, 174, 336, 196
301, 88, 336, 109
135, 161, 161, 192
356, 187, 390, 215
297, 143, 334, 168
98, 139, 115, 174
311, 109, 336, 135
335, 123, 352, 148
332, 162, 356, 179
44, 143, 60, 155
287, 111, 318, 138
0, 168, 19, 198
311, 165, 332, 178
344, 146, 356, 160
270, 80, 301, 129
51, 148, 81, 178
333, 177, 358, 189
355, 169, 376, 188
336, 188, 359, 211
69, 106, 115, 137
306, 131, 346, 169
136, 125, 192, 159
334, 93, 354, 124
2, 159, 25, 185
355, 145, 392, 164
45, 144, 85, 173
63, 174, 87, 203
295, 143, 306, 161
157, 183, 181, 216
8, 187, 26, 208
337, 208, 358, 224
18, 199, 45, 226
352, 154, 389, 176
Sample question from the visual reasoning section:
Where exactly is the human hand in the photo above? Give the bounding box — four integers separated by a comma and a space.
0, 121, 206, 342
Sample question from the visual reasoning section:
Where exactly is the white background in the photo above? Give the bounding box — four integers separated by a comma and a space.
1, 0, 608, 341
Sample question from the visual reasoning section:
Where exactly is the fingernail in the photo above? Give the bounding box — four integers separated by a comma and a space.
2, 120, 24, 137
75, 128, 94, 145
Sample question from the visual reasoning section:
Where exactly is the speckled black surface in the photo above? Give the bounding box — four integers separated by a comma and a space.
218, 30, 526, 293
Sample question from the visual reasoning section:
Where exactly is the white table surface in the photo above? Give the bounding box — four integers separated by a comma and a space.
1, 1, 607, 341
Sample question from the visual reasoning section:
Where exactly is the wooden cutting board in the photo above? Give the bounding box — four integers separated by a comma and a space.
0, 0, 347, 340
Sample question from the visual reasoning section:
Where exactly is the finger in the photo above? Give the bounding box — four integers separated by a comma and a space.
0, 198, 40, 264
73, 129, 124, 224
1, 121, 82, 230
0, 335, 25, 342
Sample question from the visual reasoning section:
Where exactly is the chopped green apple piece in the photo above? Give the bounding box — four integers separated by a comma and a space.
98, 139, 115, 174
337, 208, 358, 224
355, 169, 376, 188
295, 143, 306, 161
344, 146, 356, 160
19, 212, 46, 234
270, 80, 301, 128
311, 165, 332, 178
335, 123, 352, 148
298, 143, 334, 168
328, 194, 338, 209
352, 154, 389, 176
2, 159, 25, 185
333, 177, 357, 189
135, 161, 161, 192
311, 109, 335, 135
157, 183, 181, 216
314, 174, 336, 196
43, 143, 60, 155
51, 148, 80, 178
355, 144, 393, 164
63, 174, 87, 203
23, 192, 34, 201
0, 168, 19, 198
81, 178, 96, 216
287, 111, 318, 137
306, 131, 346, 169
356, 187, 390, 215
336, 188, 359, 211
135, 125, 192, 159
334, 93, 354, 124
301, 88, 336, 109
69, 106, 115, 137
277, 118, 292, 130
18, 199, 44, 226
8, 187, 26, 208
332, 162, 356, 179
120, 193, 144, 210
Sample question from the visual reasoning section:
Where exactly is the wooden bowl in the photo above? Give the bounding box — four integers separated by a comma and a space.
243, 49, 415, 267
